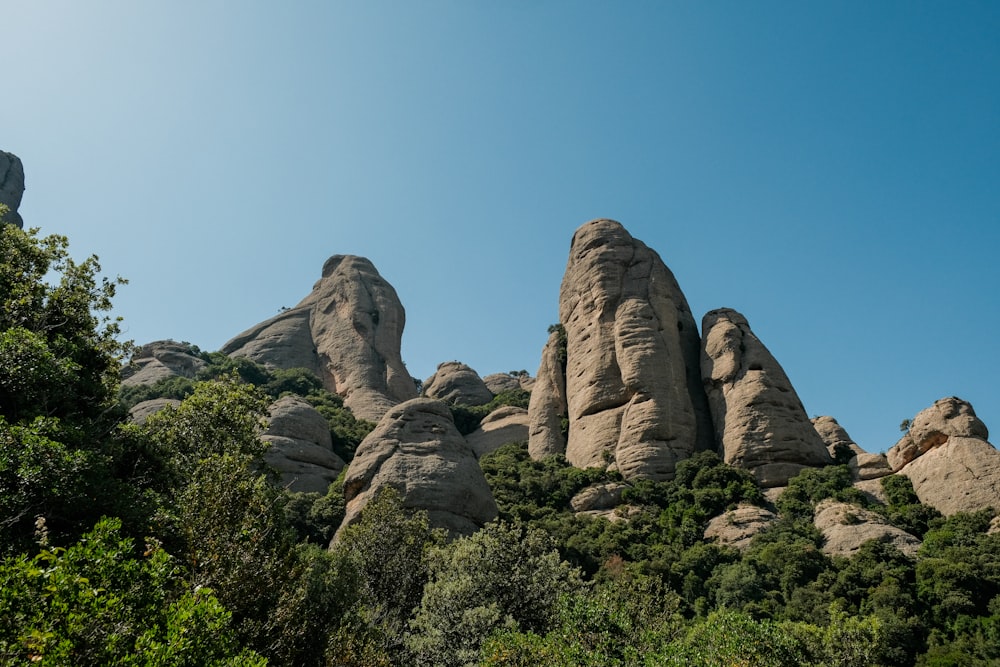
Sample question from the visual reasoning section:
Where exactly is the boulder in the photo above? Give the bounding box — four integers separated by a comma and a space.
887, 397, 989, 471
262, 396, 344, 494
529, 219, 713, 481
812, 416, 865, 460
850, 453, 892, 481
0, 151, 25, 228
423, 361, 493, 406
121, 341, 207, 387
128, 398, 181, 424
701, 308, 832, 486
333, 398, 498, 540
223, 255, 417, 422
814, 499, 921, 558
704, 504, 778, 550
483, 372, 534, 395
465, 406, 530, 459
569, 482, 629, 512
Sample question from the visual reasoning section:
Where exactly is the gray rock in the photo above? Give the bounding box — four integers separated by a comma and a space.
423, 361, 493, 406
465, 406, 530, 459
121, 341, 206, 387
850, 453, 892, 481
483, 373, 533, 395
128, 398, 181, 424
812, 416, 865, 460
814, 499, 921, 559
527, 330, 569, 460
334, 398, 498, 540
529, 219, 713, 481
0, 151, 25, 228
701, 308, 832, 486
887, 397, 989, 471
704, 504, 778, 550
262, 395, 344, 494
223, 255, 417, 422
569, 482, 629, 512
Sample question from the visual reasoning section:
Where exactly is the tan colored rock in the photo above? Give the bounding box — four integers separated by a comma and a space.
423, 361, 493, 406
128, 398, 181, 424
896, 436, 1000, 516
530, 219, 713, 481
483, 372, 534, 395
465, 406, 530, 459
887, 397, 989, 471
704, 504, 778, 550
223, 255, 417, 422
850, 453, 892, 481
569, 482, 629, 513
334, 398, 498, 540
262, 396, 344, 494
812, 416, 865, 460
527, 330, 569, 459
814, 499, 921, 558
989, 516, 1000, 535
121, 341, 207, 387
0, 151, 25, 228
701, 309, 832, 486
853, 478, 888, 506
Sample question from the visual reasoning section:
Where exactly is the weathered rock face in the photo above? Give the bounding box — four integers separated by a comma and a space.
483, 373, 534, 395
704, 504, 778, 550
334, 398, 498, 540
128, 398, 181, 424
465, 406, 530, 459
887, 397, 989, 471
262, 396, 344, 494
701, 308, 832, 486
121, 341, 207, 387
223, 255, 417, 422
569, 482, 628, 513
0, 151, 25, 228
423, 361, 493, 406
529, 219, 713, 481
814, 499, 921, 558
527, 330, 569, 460
812, 416, 865, 460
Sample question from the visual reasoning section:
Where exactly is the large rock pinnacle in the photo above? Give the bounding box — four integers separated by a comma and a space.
1, 151, 25, 228
701, 308, 832, 486
529, 219, 713, 480
223, 254, 417, 422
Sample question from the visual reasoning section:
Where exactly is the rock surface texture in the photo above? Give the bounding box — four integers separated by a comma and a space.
483, 373, 534, 395
701, 309, 832, 486
262, 396, 345, 494
465, 406, 530, 459
0, 151, 25, 228
814, 499, 921, 558
704, 504, 778, 550
812, 416, 865, 460
529, 219, 713, 480
334, 398, 498, 540
422, 361, 493, 406
121, 341, 207, 387
223, 255, 417, 422
527, 330, 570, 460
128, 398, 181, 424
888, 398, 999, 515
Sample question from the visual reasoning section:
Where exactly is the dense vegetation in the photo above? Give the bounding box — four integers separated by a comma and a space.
1, 220, 998, 665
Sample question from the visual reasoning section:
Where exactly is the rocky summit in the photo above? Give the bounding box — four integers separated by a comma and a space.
0, 151, 25, 228
223, 254, 417, 422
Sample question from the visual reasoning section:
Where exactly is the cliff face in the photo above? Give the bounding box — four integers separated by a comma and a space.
1, 151, 25, 228
223, 254, 417, 423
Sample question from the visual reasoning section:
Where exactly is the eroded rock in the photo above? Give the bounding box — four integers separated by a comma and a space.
465, 406, 530, 459
128, 398, 181, 424
121, 341, 207, 387
812, 416, 865, 460
814, 499, 921, 558
262, 396, 344, 494
223, 255, 417, 422
527, 329, 569, 460
334, 398, 498, 540
887, 397, 989, 471
423, 361, 493, 406
0, 151, 25, 228
704, 504, 778, 550
701, 308, 832, 486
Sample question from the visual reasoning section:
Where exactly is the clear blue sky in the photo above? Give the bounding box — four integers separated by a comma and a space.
5, 1, 998, 454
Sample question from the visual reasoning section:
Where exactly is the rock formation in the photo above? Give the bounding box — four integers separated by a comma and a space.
262, 395, 345, 494
813, 499, 921, 558
812, 416, 864, 461
529, 219, 713, 480
704, 504, 778, 550
422, 361, 493, 406
465, 406, 530, 459
334, 398, 498, 540
223, 255, 417, 422
121, 341, 207, 387
888, 397, 1000, 515
483, 373, 534, 395
0, 151, 25, 228
128, 398, 181, 424
701, 308, 832, 486
527, 329, 569, 460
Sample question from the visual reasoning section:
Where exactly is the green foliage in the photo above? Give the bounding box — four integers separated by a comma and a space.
775, 465, 868, 520
408, 521, 584, 667
878, 474, 942, 537
448, 388, 532, 436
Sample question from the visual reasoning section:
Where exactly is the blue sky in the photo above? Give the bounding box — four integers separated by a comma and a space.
5, 1, 998, 454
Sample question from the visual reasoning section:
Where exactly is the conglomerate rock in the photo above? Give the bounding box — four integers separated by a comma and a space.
529, 219, 713, 481
704, 504, 778, 550
887, 397, 989, 471
465, 406, 529, 459
422, 361, 493, 406
701, 308, 832, 486
0, 150, 25, 228
333, 398, 498, 540
262, 395, 344, 494
223, 255, 417, 422
121, 341, 207, 387
814, 499, 921, 558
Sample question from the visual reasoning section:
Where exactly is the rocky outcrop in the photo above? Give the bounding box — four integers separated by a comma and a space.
262, 396, 344, 494
333, 398, 498, 540
483, 373, 534, 395
527, 330, 569, 460
887, 398, 999, 516
704, 505, 778, 550
569, 482, 628, 513
701, 309, 832, 486
812, 416, 864, 460
223, 255, 417, 422
121, 341, 207, 387
128, 398, 181, 424
465, 406, 530, 459
422, 361, 493, 406
0, 151, 25, 228
814, 499, 921, 558
529, 219, 713, 481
